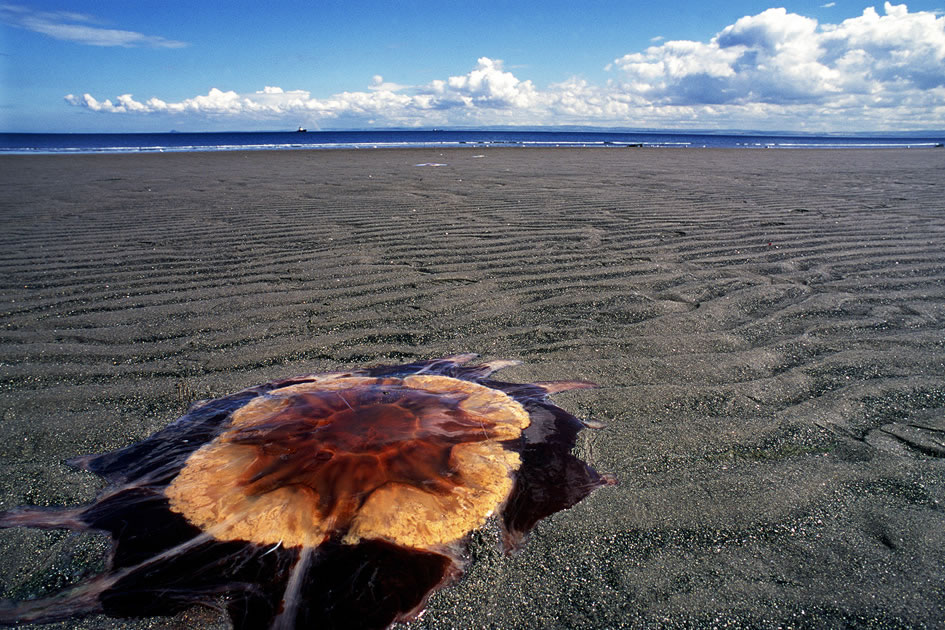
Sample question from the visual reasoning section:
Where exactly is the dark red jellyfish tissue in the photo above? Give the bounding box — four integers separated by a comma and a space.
0, 354, 615, 629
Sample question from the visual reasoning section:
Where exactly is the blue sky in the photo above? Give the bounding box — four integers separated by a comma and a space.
2, 1, 944, 132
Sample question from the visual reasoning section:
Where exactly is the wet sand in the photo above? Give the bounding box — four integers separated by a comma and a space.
1, 148, 943, 628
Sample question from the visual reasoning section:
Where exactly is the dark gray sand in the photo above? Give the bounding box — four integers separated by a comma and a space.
1, 148, 944, 628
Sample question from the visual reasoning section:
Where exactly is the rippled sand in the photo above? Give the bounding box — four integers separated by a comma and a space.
1, 148, 943, 628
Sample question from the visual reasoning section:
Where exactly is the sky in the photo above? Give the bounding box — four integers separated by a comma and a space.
1, 1, 944, 133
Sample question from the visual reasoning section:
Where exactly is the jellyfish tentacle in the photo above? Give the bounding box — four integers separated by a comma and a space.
478, 359, 522, 374
447, 358, 522, 380
532, 380, 597, 394
0, 506, 86, 530
70, 389, 266, 484
367, 353, 478, 378
408, 355, 475, 376
270, 546, 316, 630
1, 356, 615, 629
0, 573, 107, 625
111, 530, 217, 580
0, 528, 217, 624
438, 353, 479, 365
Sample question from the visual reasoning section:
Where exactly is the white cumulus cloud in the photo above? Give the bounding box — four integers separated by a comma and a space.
427, 57, 540, 109
65, 58, 547, 125
368, 75, 408, 92
63, 4, 945, 131
609, 2, 945, 109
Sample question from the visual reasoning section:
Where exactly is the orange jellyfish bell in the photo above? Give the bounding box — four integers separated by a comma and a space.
0, 355, 615, 629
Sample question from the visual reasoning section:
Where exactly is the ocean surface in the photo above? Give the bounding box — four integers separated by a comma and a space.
1, 130, 943, 154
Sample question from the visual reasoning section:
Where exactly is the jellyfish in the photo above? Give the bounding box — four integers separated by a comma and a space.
0, 354, 614, 629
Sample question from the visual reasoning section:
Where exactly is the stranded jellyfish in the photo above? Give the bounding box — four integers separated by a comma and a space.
0, 354, 614, 629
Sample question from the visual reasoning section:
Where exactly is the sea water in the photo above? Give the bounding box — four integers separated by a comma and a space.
1, 129, 942, 155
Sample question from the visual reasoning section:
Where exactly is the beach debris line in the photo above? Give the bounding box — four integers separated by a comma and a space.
0, 354, 614, 630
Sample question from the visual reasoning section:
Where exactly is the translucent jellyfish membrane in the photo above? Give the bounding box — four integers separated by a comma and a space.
0, 355, 615, 629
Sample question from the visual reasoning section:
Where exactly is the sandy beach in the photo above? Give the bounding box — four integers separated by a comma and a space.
1, 147, 944, 628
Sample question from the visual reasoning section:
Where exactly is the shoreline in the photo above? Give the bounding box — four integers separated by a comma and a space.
2, 143, 944, 157
3, 128, 944, 156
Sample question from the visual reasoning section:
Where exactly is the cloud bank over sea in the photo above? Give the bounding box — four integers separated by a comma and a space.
63, 3, 945, 131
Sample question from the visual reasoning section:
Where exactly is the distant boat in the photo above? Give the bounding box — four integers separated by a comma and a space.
296, 126, 307, 133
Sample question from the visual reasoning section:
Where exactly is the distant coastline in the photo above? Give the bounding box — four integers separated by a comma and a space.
1, 129, 943, 155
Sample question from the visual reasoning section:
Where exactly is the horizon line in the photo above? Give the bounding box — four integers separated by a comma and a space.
4, 126, 945, 137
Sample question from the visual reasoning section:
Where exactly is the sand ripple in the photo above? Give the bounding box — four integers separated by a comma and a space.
1, 148, 943, 627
